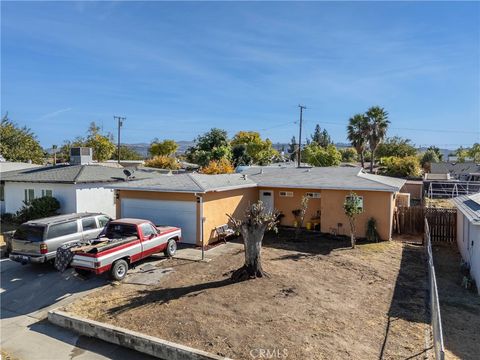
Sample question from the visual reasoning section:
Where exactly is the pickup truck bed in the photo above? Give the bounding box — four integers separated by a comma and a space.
70, 219, 181, 281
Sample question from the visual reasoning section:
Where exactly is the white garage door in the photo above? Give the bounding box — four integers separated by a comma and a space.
121, 198, 197, 244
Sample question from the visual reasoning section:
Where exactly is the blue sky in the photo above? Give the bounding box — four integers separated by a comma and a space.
2, 1, 479, 149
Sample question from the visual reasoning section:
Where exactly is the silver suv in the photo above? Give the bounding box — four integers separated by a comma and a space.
9, 213, 111, 265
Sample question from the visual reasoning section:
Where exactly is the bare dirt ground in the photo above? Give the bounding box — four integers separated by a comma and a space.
66, 231, 431, 360
433, 245, 480, 360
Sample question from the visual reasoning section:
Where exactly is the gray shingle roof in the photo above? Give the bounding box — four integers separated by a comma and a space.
452, 193, 480, 224
1, 165, 158, 184
0, 162, 42, 173
110, 167, 405, 193
109, 173, 257, 193
430, 162, 480, 176
239, 166, 406, 192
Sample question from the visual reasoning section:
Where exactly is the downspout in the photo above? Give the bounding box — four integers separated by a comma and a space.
196, 193, 205, 260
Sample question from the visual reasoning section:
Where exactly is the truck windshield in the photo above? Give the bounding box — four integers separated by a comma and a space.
104, 224, 138, 239
14, 225, 45, 242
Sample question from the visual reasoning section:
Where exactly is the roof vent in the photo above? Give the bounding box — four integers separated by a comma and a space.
70, 147, 93, 165
260, 168, 264, 174
242, 174, 248, 180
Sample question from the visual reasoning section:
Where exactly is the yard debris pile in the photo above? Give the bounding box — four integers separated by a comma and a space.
54, 236, 138, 272
65, 232, 431, 360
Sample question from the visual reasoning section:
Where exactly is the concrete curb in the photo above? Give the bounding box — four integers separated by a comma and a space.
48, 310, 231, 360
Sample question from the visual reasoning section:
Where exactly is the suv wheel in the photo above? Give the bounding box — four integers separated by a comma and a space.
164, 239, 177, 257
110, 259, 128, 281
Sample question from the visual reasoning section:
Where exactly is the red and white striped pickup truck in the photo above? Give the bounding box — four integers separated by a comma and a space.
70, 218, 181, 281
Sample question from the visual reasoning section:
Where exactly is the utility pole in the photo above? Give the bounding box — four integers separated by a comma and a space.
297, 105, 306, 167
114, 116, 126, 164
52, 145, 57, 166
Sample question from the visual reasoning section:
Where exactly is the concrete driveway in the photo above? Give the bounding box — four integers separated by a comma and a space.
0, 258, 157, 360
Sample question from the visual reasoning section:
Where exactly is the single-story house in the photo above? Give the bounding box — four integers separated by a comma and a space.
1, 163, 158, 218
0, 161, 43, 213
430, 162, 480, 181
111, 167, 406, 245
452, 193, 480, 294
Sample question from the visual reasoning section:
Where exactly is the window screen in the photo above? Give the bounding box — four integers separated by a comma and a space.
24, 189, 34, 203
41, 189, 53, 197
47, 221, 78, 239
82, 218, 97, 231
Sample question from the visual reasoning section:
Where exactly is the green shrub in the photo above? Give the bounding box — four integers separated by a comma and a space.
379, 156, 421, 177
15, 196, 60, 223
340, 147, 358, 163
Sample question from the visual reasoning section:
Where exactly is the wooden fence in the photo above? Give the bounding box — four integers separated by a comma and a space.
394, 206, 457, 243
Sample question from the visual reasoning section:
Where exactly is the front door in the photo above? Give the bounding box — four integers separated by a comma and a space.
259, 190, 274, 212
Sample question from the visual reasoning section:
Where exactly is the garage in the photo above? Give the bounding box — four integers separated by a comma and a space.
120, 198, 197, 244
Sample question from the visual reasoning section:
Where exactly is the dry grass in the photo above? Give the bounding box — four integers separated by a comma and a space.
66, 232, 431, 360
425, 198, 455, 209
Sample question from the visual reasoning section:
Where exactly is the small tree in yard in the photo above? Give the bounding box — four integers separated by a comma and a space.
227, 201, 279, 282
292, 195, 309, 241
343, 192, 363, 248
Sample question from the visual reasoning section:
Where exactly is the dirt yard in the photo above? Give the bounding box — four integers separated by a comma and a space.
66, 231, 431, 360
433, 245, 480, 360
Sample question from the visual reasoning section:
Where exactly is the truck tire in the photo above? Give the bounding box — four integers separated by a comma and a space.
164, 239, 177, 257
110, 259, 128, 281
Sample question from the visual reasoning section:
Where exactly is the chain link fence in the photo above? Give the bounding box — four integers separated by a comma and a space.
424, 219, 445, 360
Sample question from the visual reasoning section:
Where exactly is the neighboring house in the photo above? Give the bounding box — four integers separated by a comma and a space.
452, 193, 480, 294
430, 162, 480, 181
111, 167, 405, 245
400, 180, 423, 205
2, 163, 157, 218
0, 161, 43, 214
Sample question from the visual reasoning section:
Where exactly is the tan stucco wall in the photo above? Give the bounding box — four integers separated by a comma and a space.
117, 186, 395, 244
258, 187, 322, 227
320, 189, 393, 240
202, 188, 258, 244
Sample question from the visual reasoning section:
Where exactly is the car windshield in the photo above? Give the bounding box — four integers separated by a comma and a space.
103, 223, 138, 239
14, 225, 45, 242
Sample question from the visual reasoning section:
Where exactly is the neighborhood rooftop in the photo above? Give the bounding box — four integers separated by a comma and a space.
238, 166, 406, 192
109, 166, 406, 193
0, 164, 159, 184
451, 193, 480, 224
109, 173, 257, 193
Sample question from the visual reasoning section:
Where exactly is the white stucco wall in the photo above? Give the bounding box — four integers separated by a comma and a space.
456, 210, 480, 295
4, 182, 77, 214
75, 184, 116, 218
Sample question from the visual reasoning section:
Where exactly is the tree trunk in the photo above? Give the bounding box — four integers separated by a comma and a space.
349, 218, 356, 249
360, 151, 365, 169
370, 149, 375, 173
231, 224, 268, 282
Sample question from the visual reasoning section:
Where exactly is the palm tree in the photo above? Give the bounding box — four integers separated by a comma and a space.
347, 114, 369, 168
365, 106, 389, 173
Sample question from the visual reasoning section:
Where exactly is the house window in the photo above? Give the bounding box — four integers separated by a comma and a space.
24, 189, 35, 203
41, 189, 53, 197
306, 192, 321, 199
345, 195, 364, 212
279, 191, 293, 197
